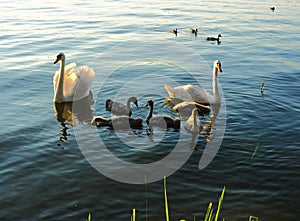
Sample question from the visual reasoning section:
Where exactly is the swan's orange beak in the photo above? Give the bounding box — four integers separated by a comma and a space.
54, 56, 61, 64
218, 63, 222, 72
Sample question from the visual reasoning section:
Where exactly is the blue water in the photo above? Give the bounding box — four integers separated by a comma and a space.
1, 0, 300, 220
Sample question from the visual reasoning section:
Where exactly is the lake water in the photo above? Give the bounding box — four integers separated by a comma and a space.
0, 0, 299, 220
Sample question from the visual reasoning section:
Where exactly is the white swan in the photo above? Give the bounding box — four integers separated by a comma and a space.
185, 108, 203, 133
53, 52, 95, 103
106, 96, 138, 116
164, 60, 222, 105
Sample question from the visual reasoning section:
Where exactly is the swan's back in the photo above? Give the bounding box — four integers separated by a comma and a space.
165, 84, 212, 105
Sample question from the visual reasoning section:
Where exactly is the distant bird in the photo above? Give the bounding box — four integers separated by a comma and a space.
206, 34, 222, 42
171, 28, 178, 36
165, 60, 223, 105
270, 7, 275, 12
260, 80, 266, 94
106, 96, 138, 116
91, 115, 143, 130
53, 52, 95, 103
146, 99, 180, 135
172, 101, 210, 116
190, 28, 198, 36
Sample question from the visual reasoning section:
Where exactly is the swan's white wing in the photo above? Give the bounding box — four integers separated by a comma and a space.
71, 65, 95, 101
65, 62, 77, 76
165, 83, 213, 105
184, 85, 212, 104
63, 63, 79, 99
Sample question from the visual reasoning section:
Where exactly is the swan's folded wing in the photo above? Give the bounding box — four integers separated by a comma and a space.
185, 85, 212, 104
172, 84, 197, 101
65, 63, 77, 76
72, 66, 95, 100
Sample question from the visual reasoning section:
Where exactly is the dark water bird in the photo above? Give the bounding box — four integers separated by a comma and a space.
270, 7, 275, 12
190, 28, 198, 36
91, 115, 143, 130
106, 96, 138, 116
146, 99, 180, 135
206, 34, 222, 42
185, 108, 203, 133
173, 101, 210, 116
53, 52, 95, 103
171, 28, 178, 36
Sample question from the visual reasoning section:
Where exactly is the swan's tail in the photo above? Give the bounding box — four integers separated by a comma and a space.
164, 84, 175, 97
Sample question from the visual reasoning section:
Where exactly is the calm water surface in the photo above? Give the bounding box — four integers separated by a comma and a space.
0, 0, 300, 220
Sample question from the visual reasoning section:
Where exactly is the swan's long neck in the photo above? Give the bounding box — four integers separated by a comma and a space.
192, 110, 197, 128
212, 66, 220, 103
127, 99, 131, 109
146, 104, 153, 125
55, 59, 65, 103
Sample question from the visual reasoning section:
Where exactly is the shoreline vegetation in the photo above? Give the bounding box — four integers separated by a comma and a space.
131, 176, 226, 221
85, 177, 259, 221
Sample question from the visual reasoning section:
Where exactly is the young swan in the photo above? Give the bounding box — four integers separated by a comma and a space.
106, 96, 138, 116
173, 101, 210, 116
91, 115, 143, 130
185, 108, 203, 133
146, 99, 180, 135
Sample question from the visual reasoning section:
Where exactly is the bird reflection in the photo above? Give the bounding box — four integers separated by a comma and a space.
202, 104, 221, 142
54, 93, 94, 144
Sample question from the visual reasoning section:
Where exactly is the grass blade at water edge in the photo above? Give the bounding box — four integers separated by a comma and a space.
164, 176, 170, 221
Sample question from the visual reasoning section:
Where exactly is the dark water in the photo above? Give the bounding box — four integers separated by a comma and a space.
0, 0, 299, 220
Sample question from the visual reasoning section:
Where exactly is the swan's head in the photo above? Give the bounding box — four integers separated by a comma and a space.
54, 52, 65, 64
129, 96, 138, 107
218, 34, 222, 38
214, 60, 222, 73
105, 99, 113, 110
146, 99, 154, 108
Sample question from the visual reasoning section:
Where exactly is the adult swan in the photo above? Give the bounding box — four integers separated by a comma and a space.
164, 60, 222, 105
53, 52, 95, 103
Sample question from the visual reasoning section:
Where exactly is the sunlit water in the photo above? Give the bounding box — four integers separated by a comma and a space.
1, 0, 300, 220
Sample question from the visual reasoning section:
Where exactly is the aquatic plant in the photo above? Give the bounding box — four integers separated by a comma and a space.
203, 186, 225, 221
86, 212, 91, 221
131, 177, 226, 221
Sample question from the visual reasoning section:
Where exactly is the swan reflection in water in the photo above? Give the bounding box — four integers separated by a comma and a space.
54, 93, 94, 143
